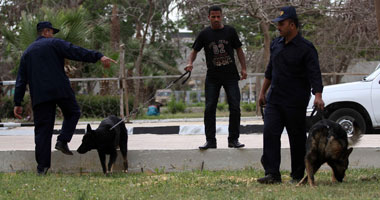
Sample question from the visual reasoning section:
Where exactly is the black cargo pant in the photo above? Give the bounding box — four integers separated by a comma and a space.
261, 103, 307, 179
33, 96, 80, 171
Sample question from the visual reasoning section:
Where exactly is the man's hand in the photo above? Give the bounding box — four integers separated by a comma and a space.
314, 93, 325, 111
240, 69, 247, 80
258, 93, 266, 107
14, 106, 23, 119
100, 56, 117, 68
184, 64, 193, 72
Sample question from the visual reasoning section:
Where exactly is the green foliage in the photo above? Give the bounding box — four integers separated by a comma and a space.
189, 91, 200, 103
76, 95, 134, 118
1, 1, 182, 105
241, 102, 256, 112
0, 95, 135, 119
217, 102, 227, 111
76, 95, 119, 118
1, 7, 109, 76
190, 102, 205, 107
167, 96, 186, 114
0, 95, 31, 119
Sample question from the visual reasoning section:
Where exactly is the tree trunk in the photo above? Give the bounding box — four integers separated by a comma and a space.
135, 22, 142, 39
127, 69, 134, 94
132, 0, 155, 113
100, 4, 120, 96
375, 0, 380, 44
111, 4, 120, 51
256, 21, 271, 115
119, 44, 126, 118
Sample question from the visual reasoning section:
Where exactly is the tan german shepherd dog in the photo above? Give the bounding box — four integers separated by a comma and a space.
297, 119, 361, 186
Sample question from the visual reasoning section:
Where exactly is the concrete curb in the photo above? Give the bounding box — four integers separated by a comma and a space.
1, 148, 379, 173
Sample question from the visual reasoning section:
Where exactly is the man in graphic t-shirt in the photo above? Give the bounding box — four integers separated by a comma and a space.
184, 5, 248, 150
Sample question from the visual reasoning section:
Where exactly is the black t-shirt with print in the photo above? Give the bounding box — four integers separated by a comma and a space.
192, 25, 242, 80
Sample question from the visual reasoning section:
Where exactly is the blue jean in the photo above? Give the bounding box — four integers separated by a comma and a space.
204, 77, 241, 143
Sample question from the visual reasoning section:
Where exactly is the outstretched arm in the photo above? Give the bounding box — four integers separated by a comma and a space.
55, 39, 117, 68
100, 56, 117, 68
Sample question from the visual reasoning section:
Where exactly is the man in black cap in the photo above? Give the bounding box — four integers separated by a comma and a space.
257, 6, 324, 184
13, 21, 116, 175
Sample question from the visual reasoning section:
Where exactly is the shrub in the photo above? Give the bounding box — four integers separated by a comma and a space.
241, 102, 256, 112
76, 95, 134, 118
190, 102, 205, 107
0, 95, 31, 119
167, 96, 186, 114
1, 95, 134, 119
217, 102, 228, 111
76, 95, 119, 118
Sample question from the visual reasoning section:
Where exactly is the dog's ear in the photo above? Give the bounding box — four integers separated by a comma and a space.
345, 147, 353, 158
86, 124, 92, 133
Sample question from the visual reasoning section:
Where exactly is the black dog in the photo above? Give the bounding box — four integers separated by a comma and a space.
297, 119, 361, 186
77, 115, 128, 174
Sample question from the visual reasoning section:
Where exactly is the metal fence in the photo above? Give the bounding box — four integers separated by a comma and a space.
0, 71, 372, 127
0, 72, 369, 108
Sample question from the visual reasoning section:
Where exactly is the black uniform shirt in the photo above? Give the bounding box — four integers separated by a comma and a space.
265, 34, 323, 108
14, 36, 103, 107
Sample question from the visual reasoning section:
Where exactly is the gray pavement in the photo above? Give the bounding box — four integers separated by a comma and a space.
1, 133, 380, 151
0, 116, 264, 135
1, 117, 380, 173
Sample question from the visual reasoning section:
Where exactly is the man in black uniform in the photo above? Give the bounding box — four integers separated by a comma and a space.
184, 5, 247, 150
257, 7, 325, 184
13, 21, 116, 175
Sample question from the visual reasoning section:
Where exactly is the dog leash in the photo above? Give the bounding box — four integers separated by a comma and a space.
310, 106, 332, 132
109, 71, 192, 131
310, 106, 326, 120
172, 71, 191, 85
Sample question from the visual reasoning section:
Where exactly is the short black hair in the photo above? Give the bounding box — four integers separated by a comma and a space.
208, 5, 222, 15
288, 18, 299, 28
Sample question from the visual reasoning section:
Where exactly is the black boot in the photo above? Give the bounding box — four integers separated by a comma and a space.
228, 140, 245, 148
257, 174, 282, 184
55, 141, 73, 155
199, 141, 217, 150
37, 167, 49, 175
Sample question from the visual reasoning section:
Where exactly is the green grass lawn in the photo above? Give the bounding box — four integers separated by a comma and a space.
1, 168, 379, 199
134, 110, 257, 120
1, 110, 258, 123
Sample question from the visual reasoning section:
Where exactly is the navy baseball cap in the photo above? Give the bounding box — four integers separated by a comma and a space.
272, 6, 298, 22
37, 21, 60, 34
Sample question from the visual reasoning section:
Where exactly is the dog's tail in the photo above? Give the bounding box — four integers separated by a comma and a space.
348, 124, 362, 146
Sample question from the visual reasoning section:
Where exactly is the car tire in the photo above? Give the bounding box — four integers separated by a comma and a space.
328, 108, 366, 135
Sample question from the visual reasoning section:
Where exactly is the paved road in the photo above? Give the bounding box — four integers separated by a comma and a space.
1, 133, 380, 151
1, 117, 379, 151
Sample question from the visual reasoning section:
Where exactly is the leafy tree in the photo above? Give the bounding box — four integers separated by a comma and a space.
177, 0, 380, 85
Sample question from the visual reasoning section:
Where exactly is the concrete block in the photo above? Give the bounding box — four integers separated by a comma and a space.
0, 148, 379, 174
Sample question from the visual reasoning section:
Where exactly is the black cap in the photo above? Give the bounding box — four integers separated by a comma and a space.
272, 6, 298, 22
37, 21, 60, 34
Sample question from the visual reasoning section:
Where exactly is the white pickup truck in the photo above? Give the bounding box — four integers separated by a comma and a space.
308, 64, 380, 135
